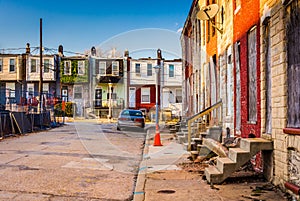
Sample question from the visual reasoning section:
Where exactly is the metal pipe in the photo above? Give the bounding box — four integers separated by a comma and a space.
285, 182, 300, 195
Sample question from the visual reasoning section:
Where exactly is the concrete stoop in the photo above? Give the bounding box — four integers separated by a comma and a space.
205, 138, 273, 184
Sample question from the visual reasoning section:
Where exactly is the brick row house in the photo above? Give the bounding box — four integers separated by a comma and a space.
0, 44, 182, 121
88, 47, 126, 118
0, 44, 60, 110
182, 0, 300, 198
126, 49, 182, 120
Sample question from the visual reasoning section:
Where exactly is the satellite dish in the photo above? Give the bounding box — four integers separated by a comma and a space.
197, 4, 219, 21
196, 4, 223, 34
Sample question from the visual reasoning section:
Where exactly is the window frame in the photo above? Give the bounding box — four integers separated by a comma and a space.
112, 61, 119, 76
77, 60, 85, 75
9, 58, 15, 72
44, 59, 50, 73
169, 64, 175, 78
135, 63, 141, 76
64, 61, 71, 75
147, 63, 152, 76
141, 87, 150, 104
31, 59, 37, 73
99, 61, 106, 76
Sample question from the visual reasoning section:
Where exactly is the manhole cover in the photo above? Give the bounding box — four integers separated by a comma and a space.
157, 190, 176, 194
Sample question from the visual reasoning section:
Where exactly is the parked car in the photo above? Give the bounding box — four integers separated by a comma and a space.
117, 109, 145, 131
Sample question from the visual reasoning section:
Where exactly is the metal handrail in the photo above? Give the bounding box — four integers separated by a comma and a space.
187, 100, 222, 151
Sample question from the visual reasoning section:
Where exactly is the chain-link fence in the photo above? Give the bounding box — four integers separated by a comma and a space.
0, 88, 64, 138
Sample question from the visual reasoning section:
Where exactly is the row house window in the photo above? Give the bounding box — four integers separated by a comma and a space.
0, 59, 2, 72
9, 59, 15, 72
64, 61, 71, 75
135, 63, 141, 76
141, 87, 150, 103
169, 64, 174, 78
147, 64, 152, 76
31, 59, 37, 73
6, 83, 15, 98
112, 61, 119, 76
78, 60, 85, 75
31, 59, 51, 73
44, 59, 50, 73
99, 61, 106, 76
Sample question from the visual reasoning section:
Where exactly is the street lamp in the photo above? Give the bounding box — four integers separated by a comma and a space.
153, 65, 162, 146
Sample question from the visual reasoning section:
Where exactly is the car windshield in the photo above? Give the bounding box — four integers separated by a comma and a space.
122, 110, 143, 117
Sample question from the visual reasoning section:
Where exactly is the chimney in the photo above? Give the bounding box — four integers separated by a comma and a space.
157, 49, 162, 59
124, 49, 129, 57
26, 43, 30, 54
91, 46, 96, 56
58, 45, 64, 56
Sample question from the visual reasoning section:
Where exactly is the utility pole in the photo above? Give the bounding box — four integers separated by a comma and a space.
39, 18, 43, 114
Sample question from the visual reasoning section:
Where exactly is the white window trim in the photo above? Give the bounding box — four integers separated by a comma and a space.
135, 63, 141, 76
31, 59, 37, 73
64, 61, 71, 75
99, 61, 106, 76
6, 83, 15, 98
78, 60, 85, 75
147, 63, 152, 76
141, 87, 150, 104
112, 61, 119, 76
43, 83, 49, 94
44, 59, 50, 73
9, 58, 16, 73
169, 64, 175, 78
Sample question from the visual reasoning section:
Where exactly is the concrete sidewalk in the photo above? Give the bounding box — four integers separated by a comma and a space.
133, 130, 288, 201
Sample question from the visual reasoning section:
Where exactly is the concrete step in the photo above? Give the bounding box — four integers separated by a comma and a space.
181, 128, 188, 132
197, 144, 211, 156
205, 138, 273, 184
240, 138, 273, 155
216, 157, 236, 175
204, 166, 223, 184
199, 132, 208, 138
228, 148, 251, 163
192, 137, 202, 144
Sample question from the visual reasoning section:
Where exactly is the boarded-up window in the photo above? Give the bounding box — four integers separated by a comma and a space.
286, 0, 300, 128
248, 27, 257, 123
235, 42, 241, 131
263, 18, 272, 134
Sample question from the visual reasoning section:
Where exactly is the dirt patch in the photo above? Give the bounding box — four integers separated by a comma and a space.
176, 160, 289, 201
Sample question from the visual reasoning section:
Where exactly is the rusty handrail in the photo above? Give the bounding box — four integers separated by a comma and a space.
187, 100, 222, 151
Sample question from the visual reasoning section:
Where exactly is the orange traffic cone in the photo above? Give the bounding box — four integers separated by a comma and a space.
153, 125, 162, 146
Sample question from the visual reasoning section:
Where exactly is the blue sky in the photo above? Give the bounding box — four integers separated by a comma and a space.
0, 0, 192, 58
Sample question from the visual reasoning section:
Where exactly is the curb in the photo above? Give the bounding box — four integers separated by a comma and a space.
132, 129, 152, 201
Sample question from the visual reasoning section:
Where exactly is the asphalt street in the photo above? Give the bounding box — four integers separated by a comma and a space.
0, 121, 146, 201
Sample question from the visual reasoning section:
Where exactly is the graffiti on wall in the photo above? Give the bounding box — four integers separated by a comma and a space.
288, 149, 300, 186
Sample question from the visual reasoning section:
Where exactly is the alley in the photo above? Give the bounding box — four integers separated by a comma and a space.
0, 122, 146, 200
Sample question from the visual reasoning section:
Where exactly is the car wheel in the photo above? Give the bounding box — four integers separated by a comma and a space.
117, 126, 121, 131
